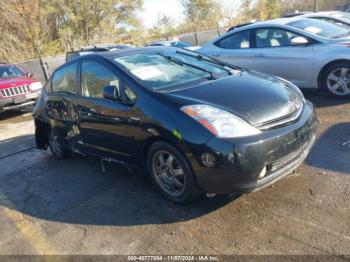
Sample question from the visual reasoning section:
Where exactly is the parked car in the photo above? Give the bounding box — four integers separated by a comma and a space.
0, 63, 42, 112
228, 22, 255, 32
283, 12, 313, 18
199, 17, 350, 98
66, 44, 134, 62
300, 11, 350, 27
33, 47, 318, 203
146, 40, 201, 51
340, 3, 350, 13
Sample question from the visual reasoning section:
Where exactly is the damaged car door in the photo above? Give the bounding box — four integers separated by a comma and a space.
74, 58, 138, 163
47, 62, 81, 149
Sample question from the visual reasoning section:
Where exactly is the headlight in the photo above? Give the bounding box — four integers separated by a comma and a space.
181, 105, 260, 138
30, 82, 42, 91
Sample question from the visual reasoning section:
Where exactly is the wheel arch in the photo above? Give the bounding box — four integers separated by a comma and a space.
34, 119, 50, 150
317, 59, 350, 89
141, 135, 197, 177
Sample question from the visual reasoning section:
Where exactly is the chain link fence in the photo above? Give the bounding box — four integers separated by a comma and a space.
14, 55, 66, 84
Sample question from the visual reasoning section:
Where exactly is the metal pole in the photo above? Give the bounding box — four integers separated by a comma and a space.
314, 0, 318, 12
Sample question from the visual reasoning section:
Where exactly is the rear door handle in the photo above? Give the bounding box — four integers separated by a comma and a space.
255, 53, 266, 58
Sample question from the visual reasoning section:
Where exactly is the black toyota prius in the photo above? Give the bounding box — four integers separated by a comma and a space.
33, 47, 318, 203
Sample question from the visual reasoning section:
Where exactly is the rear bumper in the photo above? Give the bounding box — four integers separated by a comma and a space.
188, 101, 319, 194
0, 92, 40, 111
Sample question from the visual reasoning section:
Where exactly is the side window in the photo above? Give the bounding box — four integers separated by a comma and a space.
52, 63, 78, 94
215, 31, 250, 49
81, 60, 120, 99
256, 28, 300, 48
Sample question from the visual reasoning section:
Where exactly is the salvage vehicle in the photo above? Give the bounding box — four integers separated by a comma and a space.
199, 17, 350, 98
0, 63, 42, 112
33, 47, 318, 203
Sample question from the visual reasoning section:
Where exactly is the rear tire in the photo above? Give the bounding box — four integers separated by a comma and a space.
321, 62, 350, 98
147, 142, 202, 204
48, 129, 72, 159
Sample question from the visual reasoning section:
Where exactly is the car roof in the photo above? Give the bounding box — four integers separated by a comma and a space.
86, 46, 175, 60
148, 40, 177, 45
227, 17, 316, 32
302, 11, 343, 17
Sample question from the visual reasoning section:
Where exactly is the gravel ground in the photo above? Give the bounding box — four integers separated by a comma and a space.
0, 92, 349, 256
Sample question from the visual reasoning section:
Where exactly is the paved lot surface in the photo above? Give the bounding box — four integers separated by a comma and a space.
0, 92, 349, 256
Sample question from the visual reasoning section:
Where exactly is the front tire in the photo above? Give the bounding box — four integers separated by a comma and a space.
48, 130, 71, 159
147, 142, 202, 203
321, 62, 350, 98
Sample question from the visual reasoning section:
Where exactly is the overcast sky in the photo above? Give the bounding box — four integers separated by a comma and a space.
140, 0, 239, 28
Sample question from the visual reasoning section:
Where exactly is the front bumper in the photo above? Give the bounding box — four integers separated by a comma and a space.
189, 101, 319, 194
0, 91, 40, 111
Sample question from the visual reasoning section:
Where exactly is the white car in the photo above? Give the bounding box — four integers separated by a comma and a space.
199, 17, 350, 97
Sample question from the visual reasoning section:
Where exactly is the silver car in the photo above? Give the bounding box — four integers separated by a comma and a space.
301, 11, 350, 27
199, 17, 350, 97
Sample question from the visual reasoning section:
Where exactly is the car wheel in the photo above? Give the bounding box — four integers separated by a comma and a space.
321, 62, 350, 98
147, 142, 202, 203
48, 130, 71, 159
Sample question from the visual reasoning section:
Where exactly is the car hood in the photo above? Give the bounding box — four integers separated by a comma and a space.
0, 76, 38, 89
165, 70, 303, 127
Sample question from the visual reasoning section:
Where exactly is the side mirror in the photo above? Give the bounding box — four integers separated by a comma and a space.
26, 73, 33, 78
103, 85, 120, 101
291, 36, 309, 46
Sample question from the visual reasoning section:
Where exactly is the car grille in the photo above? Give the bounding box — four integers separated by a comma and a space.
0, 85, 31, 98
264, 134, 315, 177
255, 103, 304, 131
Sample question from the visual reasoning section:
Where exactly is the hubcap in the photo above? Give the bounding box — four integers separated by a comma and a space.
327, 67, 350, 96
152, 151, 185, 197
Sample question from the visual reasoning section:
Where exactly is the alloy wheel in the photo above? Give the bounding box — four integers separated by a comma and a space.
152, 150, 186, 197
326, 67, 350, 96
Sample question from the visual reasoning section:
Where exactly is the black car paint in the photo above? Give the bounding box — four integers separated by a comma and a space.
33, 47, 318, 195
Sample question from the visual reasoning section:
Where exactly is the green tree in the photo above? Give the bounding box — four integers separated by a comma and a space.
182, 0, 223, 31
257, 0, 281, 20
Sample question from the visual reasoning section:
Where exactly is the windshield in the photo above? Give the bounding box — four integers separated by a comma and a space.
288, 18, 350, 38
114, 51, 231, 90
0, 66, 24, 79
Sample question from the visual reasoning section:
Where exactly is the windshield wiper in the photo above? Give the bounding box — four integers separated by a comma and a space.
175, 50, 243, 73
157, 52, 218, 80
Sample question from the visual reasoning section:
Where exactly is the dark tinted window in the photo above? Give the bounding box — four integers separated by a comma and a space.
215, 31, 250, 49
52, 63, 77, 94
81, 60, 120, 98
256, 28, 300, 48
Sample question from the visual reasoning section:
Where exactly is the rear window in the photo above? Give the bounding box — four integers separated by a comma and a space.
214, 31, 250, 49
